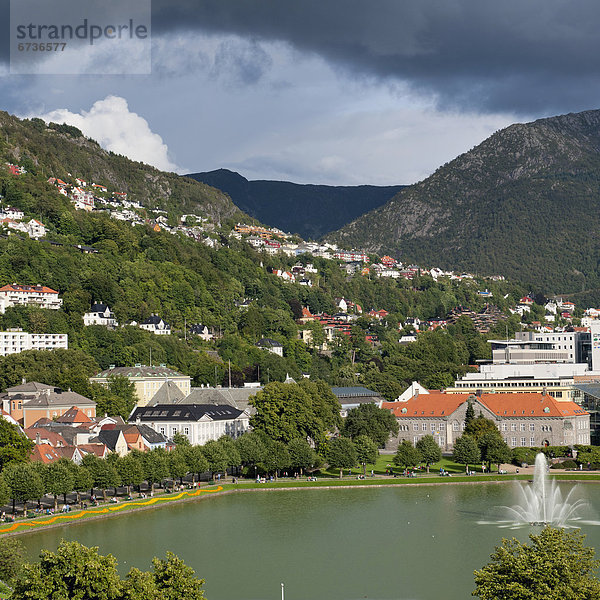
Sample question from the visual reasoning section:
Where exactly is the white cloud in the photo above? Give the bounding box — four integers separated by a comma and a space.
33, 96, 180, 172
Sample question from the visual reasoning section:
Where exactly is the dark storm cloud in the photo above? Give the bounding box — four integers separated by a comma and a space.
150, 0, 600, 115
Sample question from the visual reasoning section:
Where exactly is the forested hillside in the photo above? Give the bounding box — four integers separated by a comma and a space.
330, 109, 600, 300
0, 112, 530, 407
0, 112, 244, 223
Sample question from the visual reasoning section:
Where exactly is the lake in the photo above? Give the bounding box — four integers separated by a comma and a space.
18, 482, 600, 600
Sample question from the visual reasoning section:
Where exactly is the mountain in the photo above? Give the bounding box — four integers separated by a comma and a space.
330, 109, 600, 298
186, 169, 405, 239
0, 112, 245, 224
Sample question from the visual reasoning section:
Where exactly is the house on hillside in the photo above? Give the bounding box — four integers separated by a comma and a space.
83, 303, 118, 328
139, 315, 171, 335
0, 284, 62, 313
255, 338, 283, 357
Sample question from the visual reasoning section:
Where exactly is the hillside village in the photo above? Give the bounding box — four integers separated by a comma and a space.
1, 132, 600, 526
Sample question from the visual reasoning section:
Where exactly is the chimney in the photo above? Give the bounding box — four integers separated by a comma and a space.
542, 387, 547, 397
35, 432, 41, 445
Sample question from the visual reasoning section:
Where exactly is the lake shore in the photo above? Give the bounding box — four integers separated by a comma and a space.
4, 468, 599, 537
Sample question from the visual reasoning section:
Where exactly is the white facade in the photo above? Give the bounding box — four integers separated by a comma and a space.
83, 304, 118, 328
0, 284, 62, 313
0, 329, 68, 355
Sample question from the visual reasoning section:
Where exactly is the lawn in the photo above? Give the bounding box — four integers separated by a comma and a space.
318, 452, 490, 479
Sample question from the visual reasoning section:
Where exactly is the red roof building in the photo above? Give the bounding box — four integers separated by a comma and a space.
383, 390, 589, 451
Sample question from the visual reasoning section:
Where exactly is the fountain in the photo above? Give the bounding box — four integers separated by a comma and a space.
502, 453, 589, 527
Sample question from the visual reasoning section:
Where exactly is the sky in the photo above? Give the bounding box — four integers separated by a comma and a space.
1, 0, 600, 185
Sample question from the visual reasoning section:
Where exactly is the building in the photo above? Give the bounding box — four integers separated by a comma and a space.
383, 390, 590, 452
331, 386, 384, 417
448, 363, 587, 401
90, 364, 191, 407
83, 303, 118, 328
489, 330, 586, 364
139, 315, 171, 335
0, 329, 68, 355
0, 284, 62, 313
0, 381, 96, 428
255, 338, 283, 357
129, 403, 251, 445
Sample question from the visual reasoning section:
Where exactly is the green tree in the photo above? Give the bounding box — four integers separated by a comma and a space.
4, 462, 45, 515
172, 432, 191, 447
452, 435, 480, 473
45, 461, 74, 511
151, 551, 205, 600
473, 527, 600, 599
183, 446, 209, 485
11, 541, 121, 600
235, 431, 267, 474
287, 437, 317, 475
118, 452, 145, 496
250, 380, 341, 447
464, 401, 475, 429
0, 417, 34, 472
465, 414, 500, 442
202, 440, 230, 479
327, 437, 357, 478
0, 537, 26, 586
416, 434, 442, 473
342, 403, 399, 448
259, 440, 291, 479
478, 431, 512, 472
168, 450, 189, 487
393, 440, 422, 469
353, 435, 378, 476
143, 448, 170, 493
71, 464, 94, 504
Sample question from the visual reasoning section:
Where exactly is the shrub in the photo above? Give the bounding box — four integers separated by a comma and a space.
551, 459, 577, 469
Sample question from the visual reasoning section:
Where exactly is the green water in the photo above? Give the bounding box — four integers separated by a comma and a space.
18, 483, 600, 600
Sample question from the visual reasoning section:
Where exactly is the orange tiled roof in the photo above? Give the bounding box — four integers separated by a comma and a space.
383, 392, 470, 417
31, 444, 61, 463
0, 284, 58, 294
383, 391, 587, 419
478, 393, 586, 418
56, 406, 92, 424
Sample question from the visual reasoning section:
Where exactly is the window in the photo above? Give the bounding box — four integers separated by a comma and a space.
422, 423, 427, 431
529, 423, 535, 431
501, 423, 507, 431
431, 423, 435, 431
511, 437, 517, 446
413, 423, 418, 431
438, 423, 444, 431
184, 427, 189, 435
520, 423, 526, 431
159, 427, 165, 435
530, 437, 535, 445
453, 422, 459, 431
521, 437, 526, 446
511, 423, 517, 431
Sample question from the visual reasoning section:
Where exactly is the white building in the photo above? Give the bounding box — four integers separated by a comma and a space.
83, 303, 118, 328
139, 315, 171, 335
129, 403, 250, 445
0, 329, 68, 356
0, 284, 62, 313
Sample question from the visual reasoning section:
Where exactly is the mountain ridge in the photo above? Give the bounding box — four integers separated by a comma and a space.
186, 168, 405, 239
329, 109, 600, 298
